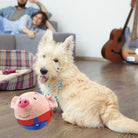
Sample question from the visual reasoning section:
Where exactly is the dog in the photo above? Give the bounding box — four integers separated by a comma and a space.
34, 30, 138, 134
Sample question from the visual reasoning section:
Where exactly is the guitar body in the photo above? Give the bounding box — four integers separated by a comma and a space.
121, 28, 138, 64
101, 0, 135, 63
101, 28, 125, 63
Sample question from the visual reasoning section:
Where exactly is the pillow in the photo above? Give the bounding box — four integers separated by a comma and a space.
47, 12, 52, 19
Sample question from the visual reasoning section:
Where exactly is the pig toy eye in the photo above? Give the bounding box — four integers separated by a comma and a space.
33, 97, 37, 100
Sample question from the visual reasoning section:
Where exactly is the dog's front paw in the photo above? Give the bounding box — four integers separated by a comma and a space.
53, 102, 62, 113
62, 112, 75, 124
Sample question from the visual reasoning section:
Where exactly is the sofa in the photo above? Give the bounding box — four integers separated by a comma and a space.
0, 21, 76, 57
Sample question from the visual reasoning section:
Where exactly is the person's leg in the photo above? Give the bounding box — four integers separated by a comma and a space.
0, 16, 4, 33
0, 16, 12, 34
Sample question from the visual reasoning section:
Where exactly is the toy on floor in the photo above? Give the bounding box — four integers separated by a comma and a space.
10, 92, 58, 130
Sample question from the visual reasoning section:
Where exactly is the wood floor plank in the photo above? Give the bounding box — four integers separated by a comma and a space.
0, 60, 138, 138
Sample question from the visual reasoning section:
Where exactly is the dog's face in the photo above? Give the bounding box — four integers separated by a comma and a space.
34, 30, 74, 84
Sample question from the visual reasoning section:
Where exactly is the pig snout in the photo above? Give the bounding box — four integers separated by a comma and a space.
18, 98, 30, 108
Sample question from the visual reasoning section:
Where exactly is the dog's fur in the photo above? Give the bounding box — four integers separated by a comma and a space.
34, 30, 138, 134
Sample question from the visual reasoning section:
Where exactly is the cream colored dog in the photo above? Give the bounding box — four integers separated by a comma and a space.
34, 30, 138, 134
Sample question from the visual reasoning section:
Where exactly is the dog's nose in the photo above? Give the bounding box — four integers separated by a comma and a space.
40, 68, 48, 75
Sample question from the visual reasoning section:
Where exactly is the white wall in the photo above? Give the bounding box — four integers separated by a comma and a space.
0, 0, 134, 57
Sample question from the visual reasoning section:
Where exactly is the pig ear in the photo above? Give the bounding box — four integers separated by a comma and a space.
46, 96, 58, 109
10, 96, 19, 109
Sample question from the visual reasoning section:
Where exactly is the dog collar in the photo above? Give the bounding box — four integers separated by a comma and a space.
17, 108, 53, 126
38, 79, 63, 101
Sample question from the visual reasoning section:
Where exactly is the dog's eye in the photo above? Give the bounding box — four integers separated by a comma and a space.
54, 59, 58, 62
43, 55, 46, 58
33, 97, 37, 100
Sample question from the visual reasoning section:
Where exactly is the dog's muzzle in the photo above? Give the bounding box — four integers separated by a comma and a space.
39, 68, 48, 83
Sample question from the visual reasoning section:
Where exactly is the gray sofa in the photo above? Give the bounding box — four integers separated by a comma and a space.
0, 21, 76, 57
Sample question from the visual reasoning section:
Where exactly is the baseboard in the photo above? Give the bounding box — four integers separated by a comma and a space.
75, 56, 107, 61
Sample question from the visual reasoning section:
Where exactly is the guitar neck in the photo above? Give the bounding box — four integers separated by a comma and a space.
119, 7, 134, 40
131, 0, 138, 40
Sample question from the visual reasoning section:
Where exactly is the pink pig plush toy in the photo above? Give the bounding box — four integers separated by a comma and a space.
10, 92, 58, 130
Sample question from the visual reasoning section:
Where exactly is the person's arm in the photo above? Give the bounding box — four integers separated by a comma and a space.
22, 28, 36, 38
29, 0, 48, 14
0, 9, 3, 16
0, 7, 16, 19
46, 21, 55, 32
18, 15, 36, 38
0, 7, 8, 17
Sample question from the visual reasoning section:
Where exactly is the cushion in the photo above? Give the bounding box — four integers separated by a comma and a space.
0, 50, 37, 90
47, 12, 52, 19
0, 34, 16, 50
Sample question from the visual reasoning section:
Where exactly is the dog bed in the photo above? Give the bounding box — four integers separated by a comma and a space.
0, 50, 37, 90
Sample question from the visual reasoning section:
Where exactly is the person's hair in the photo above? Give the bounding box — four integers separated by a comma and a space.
32, 11, 48, 26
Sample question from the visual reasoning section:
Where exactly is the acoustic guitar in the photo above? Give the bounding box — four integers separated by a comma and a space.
101, 0, 135, 63
121, 0, 138, 64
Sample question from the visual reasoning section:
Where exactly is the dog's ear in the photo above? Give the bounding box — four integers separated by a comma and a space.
41, 29, 53, 44
63, 35, 74, 51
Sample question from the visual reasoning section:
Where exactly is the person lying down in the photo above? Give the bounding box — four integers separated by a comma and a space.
0, 11, 55, 38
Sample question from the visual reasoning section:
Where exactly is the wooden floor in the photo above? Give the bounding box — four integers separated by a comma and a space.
0, 59, 138, 138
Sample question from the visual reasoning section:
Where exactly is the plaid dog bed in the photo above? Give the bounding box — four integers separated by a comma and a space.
0, 50, 37, 90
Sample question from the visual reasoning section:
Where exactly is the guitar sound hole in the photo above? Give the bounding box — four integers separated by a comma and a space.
118, 36, 123, 43
118, 38, 122, 43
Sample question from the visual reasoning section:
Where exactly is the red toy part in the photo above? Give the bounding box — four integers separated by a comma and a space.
2, 67, 16, 75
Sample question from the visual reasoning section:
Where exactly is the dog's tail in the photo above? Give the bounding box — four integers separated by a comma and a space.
101, 109, 138, 134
